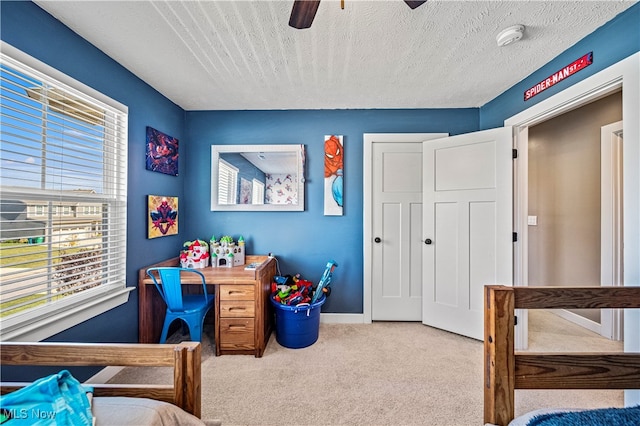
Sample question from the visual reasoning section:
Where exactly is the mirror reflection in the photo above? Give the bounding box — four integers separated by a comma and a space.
211, 145, 305, 211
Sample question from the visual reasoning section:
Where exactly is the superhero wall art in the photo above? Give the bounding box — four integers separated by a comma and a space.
146, 126, 179, 176
324, 135, 343, 216
147, 195, 178, 239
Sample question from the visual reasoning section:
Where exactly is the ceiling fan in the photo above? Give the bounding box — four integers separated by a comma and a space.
289, 0, 428, 29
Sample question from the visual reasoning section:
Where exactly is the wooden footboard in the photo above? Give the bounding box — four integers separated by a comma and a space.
484, 285, 640, 426
0, 341, 201, 418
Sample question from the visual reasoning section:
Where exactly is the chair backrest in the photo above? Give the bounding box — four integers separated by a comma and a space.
146, 267, 208, 311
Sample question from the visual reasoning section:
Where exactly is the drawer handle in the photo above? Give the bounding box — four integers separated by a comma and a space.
228, 291, 245, 295
229, 307, 246, 312
228, 325, 247, 330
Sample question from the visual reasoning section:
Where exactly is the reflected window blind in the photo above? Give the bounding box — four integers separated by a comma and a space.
0, 52, 128, 319
218, 159, 238, 204
252, 179, 265, 204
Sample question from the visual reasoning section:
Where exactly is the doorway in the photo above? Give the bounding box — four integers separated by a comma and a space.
506, 53, 639, 359
527, 91, 623, 338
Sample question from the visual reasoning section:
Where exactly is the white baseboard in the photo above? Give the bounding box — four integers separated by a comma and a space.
549, 308, 601, 335
320, 313, 365, 324
87, 366, 124, 384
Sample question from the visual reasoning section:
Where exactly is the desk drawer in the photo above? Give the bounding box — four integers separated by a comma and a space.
220, 300, 255, 318
219, 318, 254, 350
220, 285, 254, 301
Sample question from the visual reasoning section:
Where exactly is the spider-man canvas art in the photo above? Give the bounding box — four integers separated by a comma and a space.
146, 126, 179, 176
324, 135, 343, 216
147, 195, 178, 239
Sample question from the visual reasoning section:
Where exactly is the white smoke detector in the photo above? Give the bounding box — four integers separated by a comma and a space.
496, 25, 525, 47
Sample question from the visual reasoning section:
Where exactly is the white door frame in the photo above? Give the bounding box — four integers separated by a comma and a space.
363, 133, 447, 323
505, 53, 640, 354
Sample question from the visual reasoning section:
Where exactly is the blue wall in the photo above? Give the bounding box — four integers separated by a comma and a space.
1, 0, 638, 340
185, 109, 478, 313
480, 2, 640, 129
1, 1, 187, 343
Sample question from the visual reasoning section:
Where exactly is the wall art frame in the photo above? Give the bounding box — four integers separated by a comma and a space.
147, 195, 178, 238
146, 126, 179, 176
324, 135, 343, 216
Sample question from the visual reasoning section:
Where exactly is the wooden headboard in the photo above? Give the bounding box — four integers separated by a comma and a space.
484, 285, 640, 426
0, 341, 201, 418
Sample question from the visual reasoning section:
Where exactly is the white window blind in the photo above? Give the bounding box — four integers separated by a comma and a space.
0, 45, 129, 338
218, 159, 238, 204
252, 179, 265, 205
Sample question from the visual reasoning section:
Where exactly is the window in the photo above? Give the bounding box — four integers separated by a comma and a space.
252, 179, 265, 205
218, 159, 238, 205
0, 43, 131, 341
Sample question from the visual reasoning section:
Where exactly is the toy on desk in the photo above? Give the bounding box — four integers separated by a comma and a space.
244, 262, 262, 270
180, 239, 210, 269
209, 234, 245, 268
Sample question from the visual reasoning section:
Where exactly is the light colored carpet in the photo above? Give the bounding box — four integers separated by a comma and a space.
109, 310, 623, 425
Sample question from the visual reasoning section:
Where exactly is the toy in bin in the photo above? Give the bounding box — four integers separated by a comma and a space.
270, 261, 337, 349
271, 274, 313, 305
311, 260, 337, 303
270, 260, 338, 305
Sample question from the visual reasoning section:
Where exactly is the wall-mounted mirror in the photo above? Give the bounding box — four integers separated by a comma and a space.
211, 144, 305, 211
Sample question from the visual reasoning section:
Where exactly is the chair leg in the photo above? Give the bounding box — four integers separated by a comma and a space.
190, 321, 202, 342
159, 317, 172, 344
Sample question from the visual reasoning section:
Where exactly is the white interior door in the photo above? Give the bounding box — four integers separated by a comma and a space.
366, 133, 446, 321
422, 128, 513, 340
372, 142, 423, 320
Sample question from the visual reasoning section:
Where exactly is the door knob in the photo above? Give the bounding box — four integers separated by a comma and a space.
424, 238, 432, 245
374, 237, 382, 243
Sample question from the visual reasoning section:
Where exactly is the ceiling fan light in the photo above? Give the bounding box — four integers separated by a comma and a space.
496, 24, 525, 47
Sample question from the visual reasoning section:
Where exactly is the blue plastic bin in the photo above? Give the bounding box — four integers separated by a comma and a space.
271, 296, 326, 349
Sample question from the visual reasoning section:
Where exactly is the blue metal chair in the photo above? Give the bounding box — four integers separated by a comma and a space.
146, 267, 214, 343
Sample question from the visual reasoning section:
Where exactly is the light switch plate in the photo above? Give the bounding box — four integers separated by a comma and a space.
528, 215, 537, 226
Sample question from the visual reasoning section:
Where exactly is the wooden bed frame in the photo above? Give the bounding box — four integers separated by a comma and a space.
484, 285, 640, 426
0, 341, 201, 418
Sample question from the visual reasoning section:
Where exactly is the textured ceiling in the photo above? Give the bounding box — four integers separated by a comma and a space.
34, 0, 636, 110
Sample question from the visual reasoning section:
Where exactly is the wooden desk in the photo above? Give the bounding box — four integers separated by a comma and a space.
138, 255, 276, 357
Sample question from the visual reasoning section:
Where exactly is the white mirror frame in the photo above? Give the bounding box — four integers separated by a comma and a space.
211, 144, 305, 211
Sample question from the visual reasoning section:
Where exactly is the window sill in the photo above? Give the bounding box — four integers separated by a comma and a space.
0, 286, 134, 341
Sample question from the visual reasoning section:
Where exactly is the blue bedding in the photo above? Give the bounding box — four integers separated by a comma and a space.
0, 370, 93, 425
527, 405, 640, 426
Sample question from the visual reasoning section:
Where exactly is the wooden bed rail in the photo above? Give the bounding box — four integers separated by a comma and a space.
484, 285, 640, 426
0, 341, 201, 418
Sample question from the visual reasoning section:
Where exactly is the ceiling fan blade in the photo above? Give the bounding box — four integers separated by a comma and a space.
404, 0, 427, 9
289, 0, 321, 29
